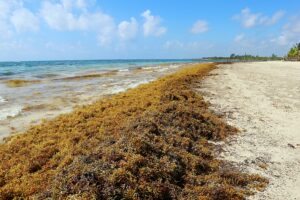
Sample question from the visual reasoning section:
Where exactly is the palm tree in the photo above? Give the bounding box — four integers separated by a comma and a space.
287, 43, 300, 60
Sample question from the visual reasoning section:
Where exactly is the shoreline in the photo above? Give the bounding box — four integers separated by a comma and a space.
0, 63, 267, 199
0, 62, 194, 141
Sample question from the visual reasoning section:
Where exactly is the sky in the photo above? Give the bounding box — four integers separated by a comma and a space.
0, 0, 300, 61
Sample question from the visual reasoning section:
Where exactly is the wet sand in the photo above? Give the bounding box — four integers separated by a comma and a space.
198, 61, 300, 199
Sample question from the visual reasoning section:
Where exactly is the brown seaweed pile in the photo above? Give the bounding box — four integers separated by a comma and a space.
0, 63, 267, 199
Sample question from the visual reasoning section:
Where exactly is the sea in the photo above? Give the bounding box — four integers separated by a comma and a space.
0, 59, 205, 138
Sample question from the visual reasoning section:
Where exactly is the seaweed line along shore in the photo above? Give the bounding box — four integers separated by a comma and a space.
0, 63, 267, 199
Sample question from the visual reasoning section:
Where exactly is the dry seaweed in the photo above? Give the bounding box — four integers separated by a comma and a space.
0, 63, 267, 199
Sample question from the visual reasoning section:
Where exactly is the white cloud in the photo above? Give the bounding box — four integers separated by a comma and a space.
234, 8, 259, 28
11, 8, 39, 32
61, 0, 88, 10
141, 10, 166, 37
274, 16, 300, 46
118, 17, 138, 40
75, 0, 88, 10
40, 0, 115, 45
234, 34, 245, 43
229, 32, 289, 56
0, 1, 12, 19
234, 8, 285, 28
259, 10, 285, 25
0, 1, 38, 37
190, 20, 209, 34
40, 1, 78, 31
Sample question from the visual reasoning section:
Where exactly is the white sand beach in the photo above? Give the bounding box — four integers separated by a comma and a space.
198, 61, 300, 199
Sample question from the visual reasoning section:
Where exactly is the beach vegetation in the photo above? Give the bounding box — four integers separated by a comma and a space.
287, 43, 300, 60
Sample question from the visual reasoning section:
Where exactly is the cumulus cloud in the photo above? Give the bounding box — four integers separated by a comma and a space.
190, 20, 209, 34
234, 8, 285, 28
274, 16, 300, 46
118, 17, 138, 41
141, 10, 166, 37
11, 8, 39, 32
0, 1, 38, 37
60, 0, 88, 10
259, 10, 285, 25
40, 0, 116, 45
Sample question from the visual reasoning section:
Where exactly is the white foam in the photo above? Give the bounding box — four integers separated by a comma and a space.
0, 96, 6, 103
109, 80, 152, 94
110, 86, 126, 94
127, 80, 150, 88
143, 66, 161, 70
119, 69, 129, 72
0, 105, 22, 120
158, 68, 169, 72
169, 64, 181, 69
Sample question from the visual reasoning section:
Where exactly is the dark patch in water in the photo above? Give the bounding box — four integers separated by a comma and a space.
0, 71, 14, 76
34, 74, 58, 79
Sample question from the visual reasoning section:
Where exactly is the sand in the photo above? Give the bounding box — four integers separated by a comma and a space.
197, 61, 300, 199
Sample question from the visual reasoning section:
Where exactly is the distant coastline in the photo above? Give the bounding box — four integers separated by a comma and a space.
203, 54, 283, 62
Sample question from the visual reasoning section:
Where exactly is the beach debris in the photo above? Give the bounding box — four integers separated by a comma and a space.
288, 143, 296, 149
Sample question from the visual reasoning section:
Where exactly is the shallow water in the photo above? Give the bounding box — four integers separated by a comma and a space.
0, 59, 204, 139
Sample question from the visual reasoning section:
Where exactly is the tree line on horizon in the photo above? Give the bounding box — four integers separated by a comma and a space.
203, 53, 282, 61
203, 43, 300, 61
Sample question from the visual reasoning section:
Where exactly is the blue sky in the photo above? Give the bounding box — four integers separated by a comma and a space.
0, 0, 300, 61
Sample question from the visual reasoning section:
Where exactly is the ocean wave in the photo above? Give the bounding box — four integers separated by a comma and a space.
118, 69, 129, 72
142, 66, 161, 70
127, 80, 150, 88
110, 86, 127, 94
169, 64, 181, 68
57, 70, 119, 81
110, 80, 152, 94
138, 64, 181, 72
0, 105, 22, 121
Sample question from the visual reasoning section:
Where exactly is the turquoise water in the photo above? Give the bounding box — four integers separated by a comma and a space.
0, 59, 205, 139
0, 59, 202, 80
